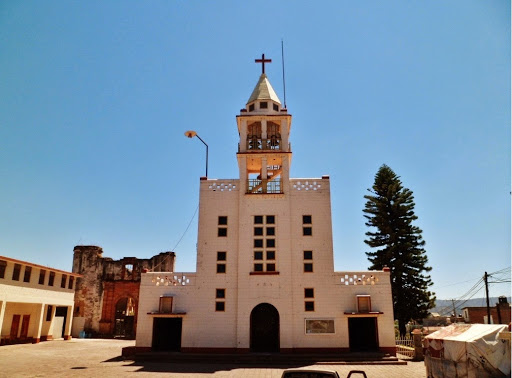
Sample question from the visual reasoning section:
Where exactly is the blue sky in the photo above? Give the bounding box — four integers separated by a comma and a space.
0, 1, 510, 301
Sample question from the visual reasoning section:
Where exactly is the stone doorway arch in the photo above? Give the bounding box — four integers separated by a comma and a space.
114, 297, 136, 338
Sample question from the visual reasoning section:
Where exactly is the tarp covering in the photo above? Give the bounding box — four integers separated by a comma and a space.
424, 323, 511, 378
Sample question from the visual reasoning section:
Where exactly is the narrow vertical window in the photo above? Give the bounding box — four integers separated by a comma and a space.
218, 216, 228, 237
68, 276, 74, 289
305, 288, 315, 312
39, 269, 46, 285
12, 264, 21, 281
61, 274, 67, 288
48, 271, 55, 286
23, 266, 32, 283
217, 252, 226, 273
0, 260, 6, 279
303, 215, 312, 236
304, 251, 313, 272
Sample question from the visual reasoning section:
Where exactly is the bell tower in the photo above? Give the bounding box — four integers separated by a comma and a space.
236, 54, 292, 195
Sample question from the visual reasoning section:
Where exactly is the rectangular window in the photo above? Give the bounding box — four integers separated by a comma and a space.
218, 216, 228, 237
39, 270, 46, 285
217, 251, 226, 261
357, 295, 371, 313
273, 103, 279, 111
305, 301, 315, 312
23, 266, 32, 283
260, 101, 268, 109
303, 227, 312, 236
12, 264, 21, 281
0, 260, 6, 279
304, 263, 313, 273
46, 305, 53, 321
215, 301, 225, 312
216, 264, 226, 274
304, 251, 313, 260
61, 274, 67, 288
305, 288, 314, 298
68, 276, 74, 289
216, 289, 225, 299
48, 271, 55, 286
252, 214, 277, 273
303, 215, 312, 224
249, 104, 255, 112
159, 296, 173, 313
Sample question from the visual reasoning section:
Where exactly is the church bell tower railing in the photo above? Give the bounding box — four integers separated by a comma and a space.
246, 137, 282, 151
247, 179, 282, 194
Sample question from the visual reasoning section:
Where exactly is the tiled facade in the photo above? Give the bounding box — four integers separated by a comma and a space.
135, 63, 396, 354
0, 256, 79, 345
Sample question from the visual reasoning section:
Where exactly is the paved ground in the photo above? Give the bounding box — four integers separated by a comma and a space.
0, 339, 427, 377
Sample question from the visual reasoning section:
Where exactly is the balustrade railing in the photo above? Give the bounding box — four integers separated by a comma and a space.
246, 137, 281, 151
247, 179, 282, 194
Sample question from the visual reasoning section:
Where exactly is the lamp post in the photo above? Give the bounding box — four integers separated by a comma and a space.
184, 130, 208, 178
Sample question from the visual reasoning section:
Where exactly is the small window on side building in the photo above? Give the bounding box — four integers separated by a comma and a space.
0, 260, 6, 279
23, 266, 32, 283
12, 264, 21, 281
48, 271, 55, 286
39, 270, 46, 285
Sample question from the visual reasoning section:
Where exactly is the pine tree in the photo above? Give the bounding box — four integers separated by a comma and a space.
363, 164, 435, 336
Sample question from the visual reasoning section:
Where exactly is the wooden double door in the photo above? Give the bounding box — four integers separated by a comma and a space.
10, 315, 30, 340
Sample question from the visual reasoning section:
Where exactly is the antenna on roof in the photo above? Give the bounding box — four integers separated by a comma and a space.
281, 39, 287, 109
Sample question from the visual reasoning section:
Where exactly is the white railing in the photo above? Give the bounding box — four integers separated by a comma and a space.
395, 337, 414, 359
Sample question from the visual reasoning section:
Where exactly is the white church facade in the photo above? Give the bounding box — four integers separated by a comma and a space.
134, 57, 396, 355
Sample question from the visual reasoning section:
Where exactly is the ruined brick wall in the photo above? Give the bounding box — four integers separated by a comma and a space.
72, 246, 176, 336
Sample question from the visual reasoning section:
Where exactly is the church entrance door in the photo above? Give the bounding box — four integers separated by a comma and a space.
152, 318, 182, 351
348, 317, 378, 352
250, 303, 279, 352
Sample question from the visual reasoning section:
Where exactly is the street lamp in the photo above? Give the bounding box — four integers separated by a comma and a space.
184, 130, 208, 178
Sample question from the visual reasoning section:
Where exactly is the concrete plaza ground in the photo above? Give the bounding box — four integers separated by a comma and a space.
0, 339, 427, 378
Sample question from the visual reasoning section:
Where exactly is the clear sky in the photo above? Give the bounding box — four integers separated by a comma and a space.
1, 1, 510, 301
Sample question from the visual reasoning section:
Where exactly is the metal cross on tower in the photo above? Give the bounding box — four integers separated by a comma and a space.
255, 53, 272, 74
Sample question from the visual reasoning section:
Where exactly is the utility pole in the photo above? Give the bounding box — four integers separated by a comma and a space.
451, 299, 457, 321
484, 271, 491, 324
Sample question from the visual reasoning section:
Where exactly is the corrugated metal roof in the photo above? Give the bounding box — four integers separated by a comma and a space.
247, 73, 281, 104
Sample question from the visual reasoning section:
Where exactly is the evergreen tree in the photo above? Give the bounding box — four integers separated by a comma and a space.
363, 164, 435, 336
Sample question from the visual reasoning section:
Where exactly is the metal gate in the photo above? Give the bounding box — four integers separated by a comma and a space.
395, 337, 414, 359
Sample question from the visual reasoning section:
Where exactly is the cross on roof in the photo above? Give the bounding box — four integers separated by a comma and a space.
255, 53, 272, 74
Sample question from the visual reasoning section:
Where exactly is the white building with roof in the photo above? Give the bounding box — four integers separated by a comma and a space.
0, 256, 79, 345
134, 57, 396, 354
